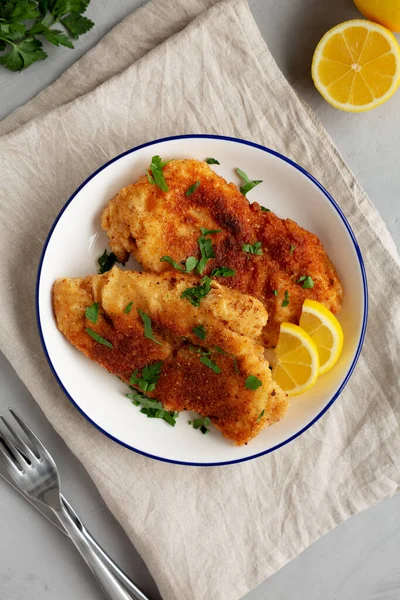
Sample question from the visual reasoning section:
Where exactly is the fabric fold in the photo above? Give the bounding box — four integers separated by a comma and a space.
0, 1, 399, 599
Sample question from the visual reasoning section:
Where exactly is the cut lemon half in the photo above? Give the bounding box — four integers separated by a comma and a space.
272, 323, 319, 396
312, 19, 400, 112
299, 300, 344, 375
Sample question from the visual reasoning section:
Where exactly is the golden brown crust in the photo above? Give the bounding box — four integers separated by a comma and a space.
102, 159, 343, 346
53, 269, 288, 445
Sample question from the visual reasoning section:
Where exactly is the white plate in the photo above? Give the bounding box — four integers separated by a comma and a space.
37, 135, 368, 466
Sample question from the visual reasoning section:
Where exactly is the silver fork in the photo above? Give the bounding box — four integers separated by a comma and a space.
0, 408, 147, 600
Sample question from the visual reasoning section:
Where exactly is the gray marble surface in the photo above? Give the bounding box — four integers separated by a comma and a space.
0, 0, 399, 599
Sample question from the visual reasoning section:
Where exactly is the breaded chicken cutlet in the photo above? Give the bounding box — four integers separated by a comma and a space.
53, 268, 288, 445
102, 159, 343, 346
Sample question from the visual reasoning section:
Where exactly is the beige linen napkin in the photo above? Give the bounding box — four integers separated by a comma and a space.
0, 1, 399, 599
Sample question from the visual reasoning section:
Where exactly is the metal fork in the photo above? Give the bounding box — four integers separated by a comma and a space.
0, 408, 147, 600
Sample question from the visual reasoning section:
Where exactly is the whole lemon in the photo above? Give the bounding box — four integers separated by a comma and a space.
354, 0, 400, 32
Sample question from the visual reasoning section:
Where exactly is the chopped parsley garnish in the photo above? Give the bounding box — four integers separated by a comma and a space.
290, 244, 296, 255
85, 302, 99, 324
97, 249, 123, 274
127, 388, 178, 427
282, 290, 290, 307
196, 229, 221, 274
205, 158, 220, 165
236, 168, 262, 196
192, 325, 206, 341
257, 409, 265, 422
85, 328, 113, 348
190, 416, 211, 434
261, 207, 271, 212
148, 155, 171, 192
160, 256, 185, 271
189, 345, 222, 374
242, 241, 263, 255
214, 345, 239, 374
130, 361, 163, 393
185, 181, 201, 196
124, 302, 133, 314
245, 375, 263, 391
138, 309, 162, 346
185, 256, 198, 272
181, 275, 212, 307
200, 355, 222, 373
272, 289, 278, 297
200, 228, 222, 236
297, 275, 315, 289
210, 266, 236, 278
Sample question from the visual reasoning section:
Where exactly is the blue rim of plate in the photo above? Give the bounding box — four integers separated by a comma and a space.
36, 134, 368, 467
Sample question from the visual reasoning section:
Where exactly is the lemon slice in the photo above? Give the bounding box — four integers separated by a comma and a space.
272, 323, 319, 396
312, 19, 400, 112
299, 300, 344, 375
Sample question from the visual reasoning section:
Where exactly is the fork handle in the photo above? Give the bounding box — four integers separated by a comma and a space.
53, 502, 140, 600
61, 496, 150, 600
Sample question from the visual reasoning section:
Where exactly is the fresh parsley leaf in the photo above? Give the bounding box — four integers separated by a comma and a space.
242, 241, 263, 255
272, 289, 278, 297
85, 327, 113, 348
205, 158, 220, 165
192, 324, 206, 341
297, 275, 314, 289
282, 290, 290, 307
185, 181, 200, 196
200, 355, 222, 373
130, 361, 163, 393
245, 375, 262, 391
148, 155, 170, 192
124, 302, 133, 314
85, 302, 99, 324
138, 309, 162, 346
191, 416, 211, 434
257, 409, 265, 422
0, 38, 47, 71
97, 249, 122, 274
210, 266, 235, 278
181, 276, 212, 307
160, 255, 185, 271
185, 256, 198, 272
261, 207, 270, 212
147, 171, 155, 184
60, 14, 94, 39
127, 388, 178, 427
290, 244, 296, 255
236, 168, 262, 196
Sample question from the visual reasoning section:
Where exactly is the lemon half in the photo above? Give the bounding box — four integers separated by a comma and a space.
312, 19, 400, 112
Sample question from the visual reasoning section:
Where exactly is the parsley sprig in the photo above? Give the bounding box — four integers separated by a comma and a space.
236, 168, 262, 196
0, 0, 94, 72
